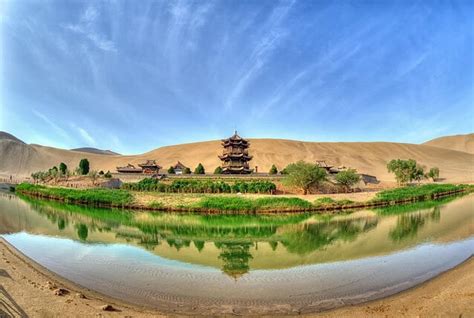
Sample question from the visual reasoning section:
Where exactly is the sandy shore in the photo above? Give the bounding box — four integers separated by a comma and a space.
0, 237, 472, 317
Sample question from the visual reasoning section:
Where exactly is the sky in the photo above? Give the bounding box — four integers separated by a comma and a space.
0, 0, 473, 154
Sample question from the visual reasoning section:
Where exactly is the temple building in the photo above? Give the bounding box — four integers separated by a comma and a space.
218, 131, 253, 174
138, 160, 162, 174
117, 160, 161, 174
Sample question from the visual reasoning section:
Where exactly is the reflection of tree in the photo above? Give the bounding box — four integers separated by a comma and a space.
76, 224, 88, 241
281, 218, 378, 255
389, 207, 441, 242
217, 242, 254, 279
57, 218, 66, 230
194, 240, 205, 252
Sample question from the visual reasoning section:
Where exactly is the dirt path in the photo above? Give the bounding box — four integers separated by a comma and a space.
0, 237, 472, 317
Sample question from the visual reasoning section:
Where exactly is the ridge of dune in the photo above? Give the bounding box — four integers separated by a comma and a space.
0, 134, 473, 182
423, 133, 474, 154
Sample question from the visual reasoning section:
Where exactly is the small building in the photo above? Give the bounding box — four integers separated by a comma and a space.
138, 160, 162, 174
173, 161, 188, 175
116, 164, 142, 174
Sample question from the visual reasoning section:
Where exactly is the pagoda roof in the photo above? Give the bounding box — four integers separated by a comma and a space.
221, 130, 249, 143
138, 160, 161, 168
173, 161, 188, 170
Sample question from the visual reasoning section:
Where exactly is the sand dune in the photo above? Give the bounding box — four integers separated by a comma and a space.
1, 132, 473, 182
423, 133, 474, 154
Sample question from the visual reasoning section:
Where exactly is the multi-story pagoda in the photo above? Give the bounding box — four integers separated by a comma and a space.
218, 131, 253, 174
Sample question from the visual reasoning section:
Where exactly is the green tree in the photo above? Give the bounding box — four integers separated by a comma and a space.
168, 166, 176, 174
183, 167, 192, 174
78, 158, 90, 175
59, 162, 68, 175
269, 164, 278, 175
282, 161, 327, 195
335, 169, 361, 191
387, 159, 421, 185
214, 166, 223, 174
427, 167, 440, 182
194, 163, 205, 174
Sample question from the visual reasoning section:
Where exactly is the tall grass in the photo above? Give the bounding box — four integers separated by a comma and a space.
16, 183, 133, 206
195, 196, 312, 212
374, 184, 465, 202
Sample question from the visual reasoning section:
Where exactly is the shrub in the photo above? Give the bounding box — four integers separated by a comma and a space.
269, 164, 278, 175
427, 167, 440, 182
282, 161, 327, 194
104, 171, 112, 178
168, 166, 175, 174
335, 169, 361, 191
374, 184, 464, 202
59, 162, 68, 175
79, 158, 90, 175
194, 163, 205, 174
183, 167, 191, 174
214, 166, 223, 174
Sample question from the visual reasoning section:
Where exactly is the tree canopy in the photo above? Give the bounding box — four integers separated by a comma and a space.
194, 163, 205, 174
282, 161, 327, 195
78, 158, 90, 175
59, 162, 67, 174
269, 164, 278, 175
387, 159, 425, 185
168, 166, 176, 174
214, 166, 223, 174
335, 168, 361, 191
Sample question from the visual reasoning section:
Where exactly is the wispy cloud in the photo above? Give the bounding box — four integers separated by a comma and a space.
70, 123, 97, 146
32, 110, 71, 141
224, 0, 296, 111
64, 5, 116, 52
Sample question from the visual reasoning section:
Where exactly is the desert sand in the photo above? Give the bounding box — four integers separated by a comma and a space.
1, 132, 473, 183
0, 237, 472, 317
423, 133, 474, 154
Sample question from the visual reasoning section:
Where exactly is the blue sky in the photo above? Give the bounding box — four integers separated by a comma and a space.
1, 0, 473, 154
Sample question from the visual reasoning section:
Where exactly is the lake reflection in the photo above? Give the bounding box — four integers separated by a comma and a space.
0, 192, 472, 312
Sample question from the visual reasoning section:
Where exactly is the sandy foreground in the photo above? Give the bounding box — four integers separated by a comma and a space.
0, 238, 472, 317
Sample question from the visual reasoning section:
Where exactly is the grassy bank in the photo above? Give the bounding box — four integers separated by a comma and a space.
16, 183, 133, 207
16, 183, 472, 213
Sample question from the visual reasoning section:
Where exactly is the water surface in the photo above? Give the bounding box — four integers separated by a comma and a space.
0, 193, 472, 314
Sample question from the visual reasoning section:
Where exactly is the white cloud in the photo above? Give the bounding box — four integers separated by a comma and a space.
64, 5, 116, 52
32, 110, 71, 140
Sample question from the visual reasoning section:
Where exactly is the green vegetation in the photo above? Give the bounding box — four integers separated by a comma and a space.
196, 196, 313, 212
168, 166, 176, 174
79, 158, 90, 175
214, 166, 223, 174
314, 197, 354, 207
16, 183, 133, 206
104, 171, 112, 178
374, 184, 464, 202
334, 168, 361, 191
59, 162, 67, 174
269, 164, 278, 175
282, 161, 327, 194
194, 163, 205, 174
122, 178, 276, 194
183, 167, 192, 174
427, 167, 440, 181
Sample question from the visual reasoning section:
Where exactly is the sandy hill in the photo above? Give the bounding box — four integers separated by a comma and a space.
70, 147, 120, 156
423, 133, 474, 154
0, 133, 473, 183
0, 131, 25, 144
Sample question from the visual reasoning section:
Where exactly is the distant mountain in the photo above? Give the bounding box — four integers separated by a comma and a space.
423, 133, 474, 154
70, 147, 120, 156
0, 131, 25, 144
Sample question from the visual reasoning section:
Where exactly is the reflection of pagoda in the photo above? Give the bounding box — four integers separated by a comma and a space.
218, 131, 253, 174
217, 242, 253, 279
